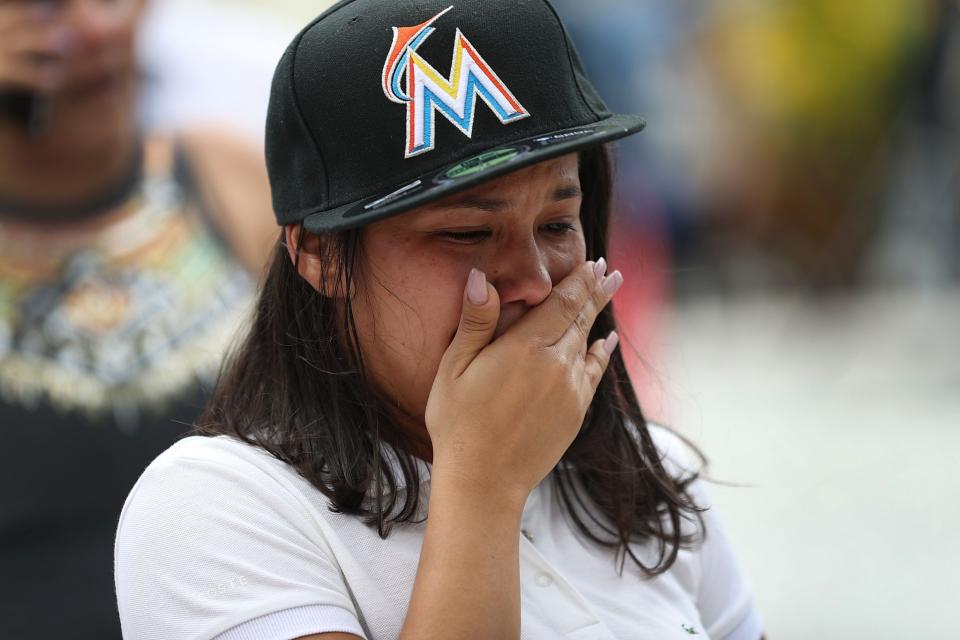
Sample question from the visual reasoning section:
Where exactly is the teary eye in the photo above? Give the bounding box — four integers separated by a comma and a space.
441, 230, 492, 243
543, 223, 577, 234
438, 223, 576, 244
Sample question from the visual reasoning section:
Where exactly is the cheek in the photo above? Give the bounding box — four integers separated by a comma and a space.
353, 239, 468, 407
362, 239, 466, 341
383, 265, 464, 352
546, 233, 587, 282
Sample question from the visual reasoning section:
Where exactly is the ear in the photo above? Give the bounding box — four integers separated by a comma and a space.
283, 225, 346, 297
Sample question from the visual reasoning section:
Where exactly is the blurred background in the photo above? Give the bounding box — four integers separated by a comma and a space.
553, 1, 960, 638
549, 0, 960, 638
2, 0, 958, 638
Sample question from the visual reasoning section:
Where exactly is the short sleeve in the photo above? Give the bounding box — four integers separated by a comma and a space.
647, 425, 765, 640
688, 478, 764, 640
114, 437, 367, 640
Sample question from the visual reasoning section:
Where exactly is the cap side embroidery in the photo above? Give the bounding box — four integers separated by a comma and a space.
382, 6, 531, 159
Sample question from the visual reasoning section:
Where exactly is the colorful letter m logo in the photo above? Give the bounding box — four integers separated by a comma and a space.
381, 6, 530, 159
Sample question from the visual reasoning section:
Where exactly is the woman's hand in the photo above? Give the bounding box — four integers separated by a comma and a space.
425, 259, 623, 502
0, 3, 70, 93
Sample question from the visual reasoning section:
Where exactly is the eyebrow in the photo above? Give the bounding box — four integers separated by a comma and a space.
433, 185, 583, 213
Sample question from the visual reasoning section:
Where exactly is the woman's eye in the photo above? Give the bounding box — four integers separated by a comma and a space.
441, 230, 492, 243
439, 223, 577, 244
544, 223, 578, 235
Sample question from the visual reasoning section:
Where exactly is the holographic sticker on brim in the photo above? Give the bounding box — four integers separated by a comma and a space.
441, 147, 523, 180
362, 179, 425, 211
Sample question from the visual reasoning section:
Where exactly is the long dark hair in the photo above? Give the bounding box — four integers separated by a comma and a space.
196, 145, 706, 577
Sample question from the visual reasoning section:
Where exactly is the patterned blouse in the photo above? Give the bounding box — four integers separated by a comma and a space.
0, 138, 257, 638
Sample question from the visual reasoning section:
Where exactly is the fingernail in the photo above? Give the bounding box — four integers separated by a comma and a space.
593, 257, 607, 281
603, 331, 619, 356
467, 268, 488, 305
601, 271, 623, 296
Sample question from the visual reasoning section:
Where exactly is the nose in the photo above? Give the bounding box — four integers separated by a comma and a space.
487, 237, 555, 337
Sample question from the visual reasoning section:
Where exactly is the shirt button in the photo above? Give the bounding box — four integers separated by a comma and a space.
521, 529, 534, 543
535, 572, 554, 587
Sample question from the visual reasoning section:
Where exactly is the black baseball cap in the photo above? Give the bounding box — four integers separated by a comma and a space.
265, 0, 646, 233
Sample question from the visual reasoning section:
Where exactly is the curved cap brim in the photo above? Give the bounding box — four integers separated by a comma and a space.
302, 114, 645, 234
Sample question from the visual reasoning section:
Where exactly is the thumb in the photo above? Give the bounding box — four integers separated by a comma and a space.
443, 268, 501, 378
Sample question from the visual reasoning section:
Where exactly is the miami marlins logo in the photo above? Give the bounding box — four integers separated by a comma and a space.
382, 6, 530, 159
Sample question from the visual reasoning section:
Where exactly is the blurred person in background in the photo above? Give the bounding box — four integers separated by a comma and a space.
136, 0, 303, 139
555, 0, 946, 295
0, 0, 273, 636
683, 0, 937, 292
550, 0, 709, 415
866, 0, 960, 288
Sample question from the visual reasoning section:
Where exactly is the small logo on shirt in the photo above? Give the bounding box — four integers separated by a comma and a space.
202, 574, 249, 601
681, 623, 699, 635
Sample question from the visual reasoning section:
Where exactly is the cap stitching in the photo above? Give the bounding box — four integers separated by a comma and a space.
287, 32, 328, 209
287, 0, 367, 210
541, 0, 603, 121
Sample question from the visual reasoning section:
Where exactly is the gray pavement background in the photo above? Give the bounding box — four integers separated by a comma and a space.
654, 287, 960, 639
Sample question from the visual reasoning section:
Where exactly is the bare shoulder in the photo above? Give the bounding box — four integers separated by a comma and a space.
177, 127, 277, 275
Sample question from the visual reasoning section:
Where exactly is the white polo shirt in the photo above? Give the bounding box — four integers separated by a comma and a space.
114, 425, 763, 640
